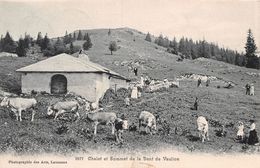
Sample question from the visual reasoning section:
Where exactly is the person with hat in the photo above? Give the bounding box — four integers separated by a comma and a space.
206, 78, 210, 87
248, 119, 259, 145
133, 67, 138, 76
197, 78, 202, 87
245, 83, 250, 95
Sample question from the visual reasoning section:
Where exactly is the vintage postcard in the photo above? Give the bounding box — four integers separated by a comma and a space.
0, 0, 260, 167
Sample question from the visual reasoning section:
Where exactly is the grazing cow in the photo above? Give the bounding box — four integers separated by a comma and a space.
86, 112, 117, 135
139, 111, 157, 134
197, 116, 209, 142
47, 101, 79, 120
115, 118, 128, 143
0, 97, 37, 121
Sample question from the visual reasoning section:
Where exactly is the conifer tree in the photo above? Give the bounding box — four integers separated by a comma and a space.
41, 34, 50, 51
83, 33, 92, 50
70, 42, 74, 54
36, 32, 43, 46
0, 35, 3, 52
2, 32, 17, 53
245, 29, 259, 69
16, 38, 26, 57
73, 32, 76, 40
145, 32, 152, 42
64, 31, 70, 44
77, 30, 83, 40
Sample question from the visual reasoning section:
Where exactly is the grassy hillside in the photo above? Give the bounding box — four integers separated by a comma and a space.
0, 28, 259, 155
0, 57, 36, 93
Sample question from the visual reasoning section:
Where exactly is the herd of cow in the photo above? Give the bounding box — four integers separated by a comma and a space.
0, 94, 210, 144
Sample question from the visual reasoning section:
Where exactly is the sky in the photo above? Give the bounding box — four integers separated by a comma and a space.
0, 0, 259, 53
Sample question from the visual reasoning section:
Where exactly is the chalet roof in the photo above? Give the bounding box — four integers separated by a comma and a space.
16, 53, 128, 80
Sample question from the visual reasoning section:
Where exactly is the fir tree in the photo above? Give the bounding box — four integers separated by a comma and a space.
36, 32, 43, 46
41, 34, 50, 51
2, 31, 17, 53
77, 30, 83, 40
245, 29, 259, 69
171, 37, 178, 54
145, 32, 152, 42
54, 37, 68, 54
24, 34, 31, 49
70, 42, 74, 54
16, 38, 27, 57
73, 32, 76, 40
0, 35, 3, 52
68, 34, 73, 43
178, 37, 185, 54
156, 34, 164, 46
64, 31, 70, 44
82, 33, 92, 50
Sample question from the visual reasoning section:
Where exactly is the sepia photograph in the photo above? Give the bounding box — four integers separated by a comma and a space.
0, 0, 260, 167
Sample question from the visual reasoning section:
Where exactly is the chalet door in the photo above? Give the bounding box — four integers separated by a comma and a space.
51, 74, 67, 94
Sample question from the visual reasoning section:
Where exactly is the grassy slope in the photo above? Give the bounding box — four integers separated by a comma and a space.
0, 28, 259, 155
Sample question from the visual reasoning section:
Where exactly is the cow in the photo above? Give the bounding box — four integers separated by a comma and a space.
0, 97, 37, 121
86, 112, 117, 135
114, 118, 128, 143
197, 116, 209, 142
139, 111, 157, 134
47, 101, 80, 120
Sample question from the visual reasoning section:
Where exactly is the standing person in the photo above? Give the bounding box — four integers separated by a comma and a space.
248, 120, 259, 145
131, 86, 138, 99
249, 83, 254, 96
133, 67, 138, 76
140, 75, 144, 87
162, 120, 170, 135
191, 97, 198, 110
245, 83, 250, 95
137, 91, 142, 98
144, 75, 150, 86
127, 65, 132, 73
236, 121, 244, 142
197, 78, 202, 87
124, 97, 130, 107
206, 78, 210, 87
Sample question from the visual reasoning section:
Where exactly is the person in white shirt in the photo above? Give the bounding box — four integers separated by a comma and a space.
131, 86, 138, 99
236, 121, 244, 142
248, 119, 259, 145
140, 75, 144, 87
124, 97, 130, 107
